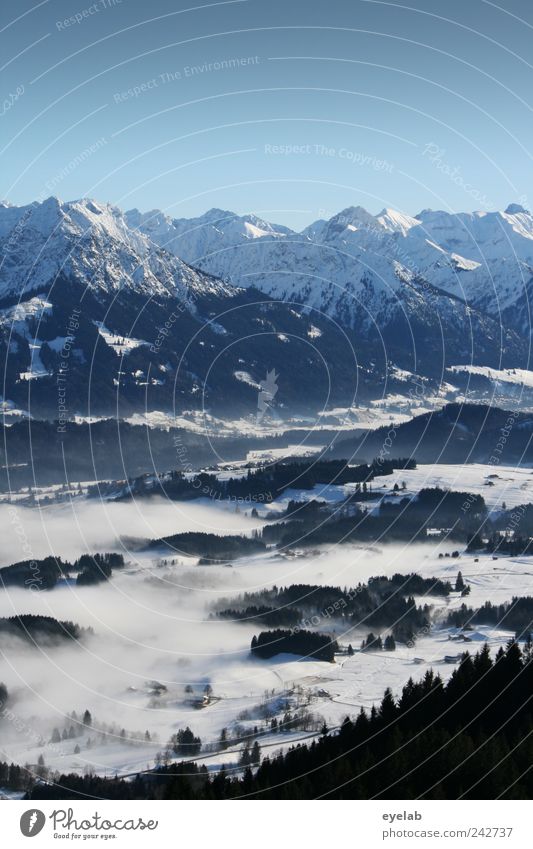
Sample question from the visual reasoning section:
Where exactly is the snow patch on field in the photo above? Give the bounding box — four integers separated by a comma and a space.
0, 297, 52, 330
449, 364, 533, 388
370, 461, 533, 512
234, 370, 260, 389
94, 322, 148, 355
19, 341, 48, 381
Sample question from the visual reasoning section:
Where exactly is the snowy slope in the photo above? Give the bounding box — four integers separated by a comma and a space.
1, 199, 379, 418
2, 196, 530, 344
126, 203, 430, 317
127, 201, 533, 338
4, 197, 532, 332
0, 195, 531, 419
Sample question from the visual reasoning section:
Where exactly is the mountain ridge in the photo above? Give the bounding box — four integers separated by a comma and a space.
0, 196, 530, 419
123, 199, 533, 335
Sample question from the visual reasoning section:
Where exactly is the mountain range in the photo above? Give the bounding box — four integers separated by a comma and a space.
126, 201, 533, 335
0, 197, 531, 420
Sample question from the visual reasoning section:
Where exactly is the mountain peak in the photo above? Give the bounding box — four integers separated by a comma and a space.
332, 205, 375, 225
319, 205, 378, 240
0, 196, 226, 302
199, 207, 236, 222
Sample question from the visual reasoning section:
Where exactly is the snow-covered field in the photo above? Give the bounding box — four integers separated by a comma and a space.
263, 462, 533, 517
1, 463, 532, 781
449, 365, 533, 389
363, 462, 533, 513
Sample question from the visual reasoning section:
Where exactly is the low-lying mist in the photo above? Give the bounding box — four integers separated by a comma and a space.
0, 493, 458, 773
1, 495, 263, 567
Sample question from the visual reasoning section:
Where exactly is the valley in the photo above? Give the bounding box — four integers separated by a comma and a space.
1, 455, 533, 794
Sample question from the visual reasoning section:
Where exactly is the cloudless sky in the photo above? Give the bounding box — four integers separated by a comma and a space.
1, 0, 532, 229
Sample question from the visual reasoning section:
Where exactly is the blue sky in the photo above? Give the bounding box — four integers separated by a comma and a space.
1, 0, 532, 229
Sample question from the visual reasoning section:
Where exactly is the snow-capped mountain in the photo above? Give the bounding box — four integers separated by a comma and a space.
0, 197, 233, 304
126, 202, 533, 336
124, 206, 292, 273
125, 202, 529, 370
0, 198, 368, 419
0, 196, 530, 420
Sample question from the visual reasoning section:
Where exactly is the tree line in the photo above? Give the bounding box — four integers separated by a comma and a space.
0, 552, 124, 590
251, 629, 339, 662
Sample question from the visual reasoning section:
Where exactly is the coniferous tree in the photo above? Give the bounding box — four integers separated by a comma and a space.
239, 743, 251, 767
172, 727, 201, 756
524, 631, 533, 663
251, 740, 261, 765
379, 688, 397, 723
384, 634, 396, 651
